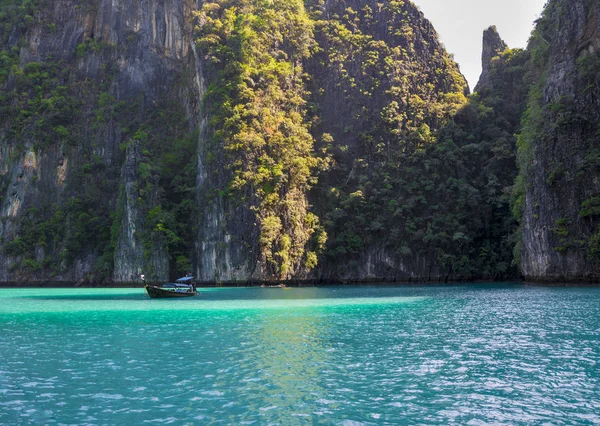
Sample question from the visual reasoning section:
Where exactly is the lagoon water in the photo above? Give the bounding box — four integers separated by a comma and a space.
1, 284, 600, 424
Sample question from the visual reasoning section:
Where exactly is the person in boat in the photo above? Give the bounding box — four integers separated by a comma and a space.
184, 273, 192, 292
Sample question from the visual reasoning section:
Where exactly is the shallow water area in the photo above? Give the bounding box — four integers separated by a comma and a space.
1, 284, 600, 424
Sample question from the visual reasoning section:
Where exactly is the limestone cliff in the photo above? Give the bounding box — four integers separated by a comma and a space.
516, 0, 600, 282
0, 0, 201, 283
0, 0, 475, 284
3, 0, 596, 285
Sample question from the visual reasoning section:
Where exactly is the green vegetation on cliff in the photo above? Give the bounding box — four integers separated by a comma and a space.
0, 0, 198, 281
307, 0, 468, 271
305, 0, 527, 279
2, 0, 597, 283
513, 0, 600, 279
195, 0, 326, 279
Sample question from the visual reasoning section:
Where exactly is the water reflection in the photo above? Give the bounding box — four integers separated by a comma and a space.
237, 288, 330, 424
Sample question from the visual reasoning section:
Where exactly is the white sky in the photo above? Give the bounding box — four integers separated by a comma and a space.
411, 0, 548, 90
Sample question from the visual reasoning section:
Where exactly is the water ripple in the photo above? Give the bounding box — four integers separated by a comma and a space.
1, 285, 600, 424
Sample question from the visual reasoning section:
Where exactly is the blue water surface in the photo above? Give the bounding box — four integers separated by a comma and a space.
1, 284, 599, 424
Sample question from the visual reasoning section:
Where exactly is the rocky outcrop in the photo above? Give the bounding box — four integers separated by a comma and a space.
475, 26, 508, 92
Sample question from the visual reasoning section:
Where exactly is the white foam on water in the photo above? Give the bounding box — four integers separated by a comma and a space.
259, 405, 278, 411
92, 393, 124, 400
201, 390, 224, 396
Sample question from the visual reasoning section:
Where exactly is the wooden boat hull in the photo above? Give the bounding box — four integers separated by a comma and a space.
145, 285, 197, 299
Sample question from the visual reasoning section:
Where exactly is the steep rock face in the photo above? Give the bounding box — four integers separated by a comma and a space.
191, 36, 256, 283
0, 0, 201, 283
113, 140, 170, 282
517, 0, 600, 282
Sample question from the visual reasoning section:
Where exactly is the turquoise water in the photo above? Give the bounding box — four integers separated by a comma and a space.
1, 284, 600, 424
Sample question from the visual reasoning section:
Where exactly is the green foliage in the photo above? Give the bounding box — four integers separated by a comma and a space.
546, 163, 564, 186
149, 128, 198, 278
0, 0, 39, 46
580, 198, 600, 218
2, 205, 68, 272
3, 237, 28, 256
21, 258, 42, 271
126, 116, 199, 279
577, 52, 600, 95
588, 230, 600, 261
76, 38, 116, 58
550, 218, 580, 254
552, 218, 570, 237
195, 0, 325, 278
512, 1, 554, 224
1, 60, 81, 148
94, 92, 123, 125
1, 155, 118, 278
307, 0, 525, 279
527, 2, 554, 68
0, 2, 82, 146
513, 78, 544, 216
510, 44, 548, 268
60, 158, 115, 266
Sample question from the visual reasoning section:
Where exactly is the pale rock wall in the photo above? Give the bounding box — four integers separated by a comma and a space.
0, 0, 202, 283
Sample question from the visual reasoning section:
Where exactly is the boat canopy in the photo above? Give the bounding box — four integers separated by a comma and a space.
162, 283, 193, 288
175, 276, 194, 283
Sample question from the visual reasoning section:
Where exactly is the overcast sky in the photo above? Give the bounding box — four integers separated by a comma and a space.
411, 0, 548, 90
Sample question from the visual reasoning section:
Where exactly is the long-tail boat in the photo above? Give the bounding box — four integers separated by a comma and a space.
143, 275, 198, 298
